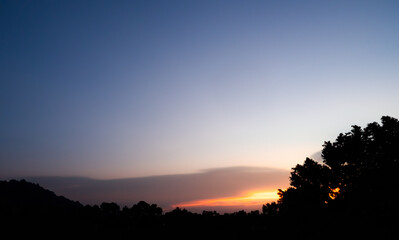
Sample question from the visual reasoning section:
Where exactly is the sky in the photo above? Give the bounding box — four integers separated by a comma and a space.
1, 0, 399, 212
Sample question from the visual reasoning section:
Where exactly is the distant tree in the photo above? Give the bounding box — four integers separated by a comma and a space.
124, 201, 162, 217
277, 116, 399, 217
233, 210, 247, 217
100, 202, 120, 215
262, 202, 279, 216
166, 207, 192, 217
249, 210, 260, 216
202, 210, 220, 217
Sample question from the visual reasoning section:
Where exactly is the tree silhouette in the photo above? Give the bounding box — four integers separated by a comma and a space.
123, 201, 162, 217
278, 116, 399, 218
100, 202, 121, 215
278, 158, 332, 215
262, 202, 279, 216
322, 116, 399, 216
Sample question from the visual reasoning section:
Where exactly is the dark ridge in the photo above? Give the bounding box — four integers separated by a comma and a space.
0, 179, 82, 212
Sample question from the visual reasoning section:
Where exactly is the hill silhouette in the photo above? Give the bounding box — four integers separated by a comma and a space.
0, 179, 85, 238
0, 179, 82, 211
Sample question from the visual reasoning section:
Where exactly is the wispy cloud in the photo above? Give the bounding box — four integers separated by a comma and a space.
27, 166, 289, 212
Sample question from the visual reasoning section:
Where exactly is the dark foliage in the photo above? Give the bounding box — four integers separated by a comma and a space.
2, 116, 399, 239
276, 116, 399, 237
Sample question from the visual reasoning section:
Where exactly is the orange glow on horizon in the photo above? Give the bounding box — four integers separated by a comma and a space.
172, 190, 279, 209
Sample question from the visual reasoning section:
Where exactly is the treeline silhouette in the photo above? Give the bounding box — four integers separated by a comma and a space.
0, 179, 280, 238
2, 116, 399, 239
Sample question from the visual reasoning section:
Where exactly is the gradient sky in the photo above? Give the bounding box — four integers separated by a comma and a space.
2, 0, 399, 184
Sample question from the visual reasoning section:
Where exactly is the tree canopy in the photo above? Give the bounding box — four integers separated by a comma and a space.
277, 116, 399, 217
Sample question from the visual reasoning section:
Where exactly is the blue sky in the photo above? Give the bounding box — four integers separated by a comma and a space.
1, 0, 399, 179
